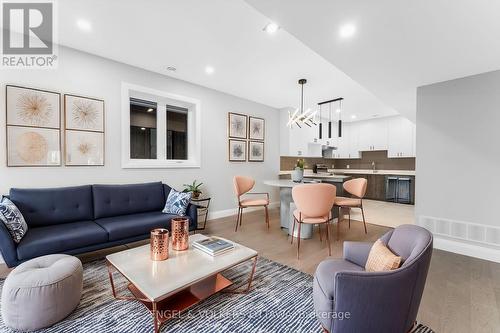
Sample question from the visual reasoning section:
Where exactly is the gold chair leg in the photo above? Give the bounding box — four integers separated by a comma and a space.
348, 208, 351, 229
290, 217, 296, 244
235, 207, 241, 232
325, 222, 331, 256
361, 205, 367, 234
297, 222, 301, 259
318, 223, 322, 242
265, 205, 269, 229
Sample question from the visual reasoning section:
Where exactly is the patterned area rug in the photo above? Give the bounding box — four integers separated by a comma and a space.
0, 257, 434, 332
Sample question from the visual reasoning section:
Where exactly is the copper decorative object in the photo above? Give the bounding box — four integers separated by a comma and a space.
171, 217, 189, 251
150, 229, 169, 261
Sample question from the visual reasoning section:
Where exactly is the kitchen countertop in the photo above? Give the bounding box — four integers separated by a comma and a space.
264, 176, 350, 188
279, 169, 416, 176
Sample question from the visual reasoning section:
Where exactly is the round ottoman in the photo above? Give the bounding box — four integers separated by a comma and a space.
1, 254, 83, 331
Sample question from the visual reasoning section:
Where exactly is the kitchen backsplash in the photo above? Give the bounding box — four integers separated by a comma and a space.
281, 151, 415, 171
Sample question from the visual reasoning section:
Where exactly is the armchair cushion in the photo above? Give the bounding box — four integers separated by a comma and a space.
343, 241, 373, 267
365, 239, 402, 272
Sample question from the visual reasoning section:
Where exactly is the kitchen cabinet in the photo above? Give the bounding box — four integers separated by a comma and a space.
387, 117, 415, 158
355, 118, 388, 151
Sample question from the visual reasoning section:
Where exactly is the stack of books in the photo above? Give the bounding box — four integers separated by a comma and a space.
193, 237, 234, 256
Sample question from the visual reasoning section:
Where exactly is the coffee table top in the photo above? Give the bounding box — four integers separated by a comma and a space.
106, 234, 258, 302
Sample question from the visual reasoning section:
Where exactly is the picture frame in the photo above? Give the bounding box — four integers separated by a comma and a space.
248, 140, 264, 162
65, 130, 104, 166
7, 126, 61, 167
228, 112, 247, 139
248, 116, 265, 141
64, 94, 105, 132
228, 139, 247, 162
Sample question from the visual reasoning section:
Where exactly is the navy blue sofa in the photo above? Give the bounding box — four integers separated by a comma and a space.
0, 182, 197, 267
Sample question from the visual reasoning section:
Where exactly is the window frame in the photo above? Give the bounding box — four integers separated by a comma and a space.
121, 82, 201, 169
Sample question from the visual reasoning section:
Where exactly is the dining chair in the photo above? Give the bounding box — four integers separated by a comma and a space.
334, 178, 368, 235
233, 176, 270, 232
291, 183, 336, 259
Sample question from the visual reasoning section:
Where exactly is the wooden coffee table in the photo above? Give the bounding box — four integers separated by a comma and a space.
106, 234, 258, 333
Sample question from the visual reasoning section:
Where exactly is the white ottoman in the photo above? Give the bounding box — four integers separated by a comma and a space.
1, 254, 83, 331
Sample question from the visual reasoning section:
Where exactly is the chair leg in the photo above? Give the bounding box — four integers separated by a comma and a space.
235, 207, 241, 232
240, 208, 243, 226
361, 205, 367, 234
348, 208, 351, 229
265, 205, 269, 229
318, 223, 322, 242
290, 217, 296, 244
297, 222, 302, 259
325, 222, 331, 256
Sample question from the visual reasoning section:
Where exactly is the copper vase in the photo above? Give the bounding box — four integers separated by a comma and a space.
171, 217, 189, 251
150, 228, 169, 261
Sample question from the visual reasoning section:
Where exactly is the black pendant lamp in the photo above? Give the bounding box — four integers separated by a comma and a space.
318, 104, 322, 139
338, 99, 343, 138
328, 103, 332, 138
317, 97, 344, 138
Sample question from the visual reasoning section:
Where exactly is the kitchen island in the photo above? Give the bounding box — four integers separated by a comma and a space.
264, 176, 351, 239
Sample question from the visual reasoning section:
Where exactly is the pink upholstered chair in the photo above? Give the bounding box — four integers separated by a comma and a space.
291, 183, 336, 259
233, 176, 270, 232
334, 178, 368, 234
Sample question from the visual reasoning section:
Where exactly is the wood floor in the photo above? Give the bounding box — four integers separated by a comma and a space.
202, 207, 500, 333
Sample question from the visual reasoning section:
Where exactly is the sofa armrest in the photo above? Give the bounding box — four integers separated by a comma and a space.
343, 241, 373, 267
186, 203, 198, 231
0, 221, 18, 267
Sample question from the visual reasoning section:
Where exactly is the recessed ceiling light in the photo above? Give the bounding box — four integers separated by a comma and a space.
147, 108, 153, 112
336, 108, 341, 113
76, 19, 92, 32
205, 66, 215, 75
140, 127, 146, 131
263, 22, 280, 34
166, 66, 176, 72
351, 115, 357, 119
339, 23, 356, 39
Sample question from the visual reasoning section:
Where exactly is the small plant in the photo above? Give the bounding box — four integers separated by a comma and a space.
295, 158, 305, 170
183, 180, 203, 199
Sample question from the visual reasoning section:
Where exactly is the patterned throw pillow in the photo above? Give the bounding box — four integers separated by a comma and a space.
162, 189, 192, 216
0, 196, 28, 243
365, 239, 402, 272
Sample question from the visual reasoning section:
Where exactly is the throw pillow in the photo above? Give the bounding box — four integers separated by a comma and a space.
0, 196, 28, 243
365, 239, 402, 272
162, 189, 192, 216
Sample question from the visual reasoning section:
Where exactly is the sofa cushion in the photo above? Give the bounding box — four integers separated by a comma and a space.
162, 189, 192, 216
0, 196, 28, 243
92, 182, 165, 219
95, 211, 179, 241
16, 221, 108, 260
10, 186, 94, 227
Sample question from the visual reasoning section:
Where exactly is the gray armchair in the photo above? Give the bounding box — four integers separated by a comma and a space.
313, 224, 433, 333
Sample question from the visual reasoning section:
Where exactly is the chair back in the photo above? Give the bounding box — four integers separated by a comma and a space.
343, 178, 367, 198
233, 176, 255, 198
292, 183, 336, 217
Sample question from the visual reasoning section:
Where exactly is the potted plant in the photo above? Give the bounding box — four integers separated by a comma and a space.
292, 159, 305, 182
183, 180, 203, 199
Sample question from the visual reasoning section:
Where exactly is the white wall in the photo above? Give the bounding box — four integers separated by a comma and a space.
0, 47, 280, 215
416, 70, 500, 262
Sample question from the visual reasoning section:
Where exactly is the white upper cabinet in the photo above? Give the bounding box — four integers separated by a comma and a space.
387, 116, 415, 158
355, 118, 388, 151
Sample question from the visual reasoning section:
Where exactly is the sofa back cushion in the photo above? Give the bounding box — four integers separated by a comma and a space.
9, 185, 94, 227
93, 182, 165, 219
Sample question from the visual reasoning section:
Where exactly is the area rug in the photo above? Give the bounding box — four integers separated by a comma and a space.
0, 258, 434, 332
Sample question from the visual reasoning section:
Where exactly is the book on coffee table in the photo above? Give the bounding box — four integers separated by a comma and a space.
192, 237, 234, 256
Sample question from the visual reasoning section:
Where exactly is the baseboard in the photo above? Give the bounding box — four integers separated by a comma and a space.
433, 236, 500, 264
208, 201, 279, 220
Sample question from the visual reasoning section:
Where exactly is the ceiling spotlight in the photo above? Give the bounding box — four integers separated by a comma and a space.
166, 66, 177, 72
140, 127, 146, 131
76, 19, 92, 32
351, 115, 357, 119
263, 22, 280, 34
339, 23, 356, 39
147, 108, 153, 112
205, 66, 215, 75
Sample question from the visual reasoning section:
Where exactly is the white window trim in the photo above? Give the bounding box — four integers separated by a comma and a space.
121, 82, 201, 168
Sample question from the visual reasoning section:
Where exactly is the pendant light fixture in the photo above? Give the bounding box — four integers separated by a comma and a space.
318, 104, 322, 139
328, 103, 332, 138
338, 98, 343, 138
287, 79, 317, 128
318, 97, 344, 138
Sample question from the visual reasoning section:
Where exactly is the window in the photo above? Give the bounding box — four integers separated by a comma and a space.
121, 83, 201, 168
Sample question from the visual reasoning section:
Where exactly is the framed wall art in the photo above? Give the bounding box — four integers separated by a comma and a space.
228, 112, 247, 139
228, 139, 247, 162
248, 140, 264, 162
6, 85, 61, 167
248, 116, 265, 141
64, 94, 105, 166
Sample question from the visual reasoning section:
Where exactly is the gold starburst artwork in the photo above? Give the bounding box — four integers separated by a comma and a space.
16, 132, 48, 163
16, 92, 53, 126
77, 142, 94, 156
72, 99, 98, 129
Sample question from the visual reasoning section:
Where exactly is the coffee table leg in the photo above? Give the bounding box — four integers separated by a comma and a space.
223, 256, 258, 294
152, 302, 159, 333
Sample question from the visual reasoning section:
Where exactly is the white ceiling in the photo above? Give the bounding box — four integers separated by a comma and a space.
56, 0, 397, 122
245, 0, 500, 121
